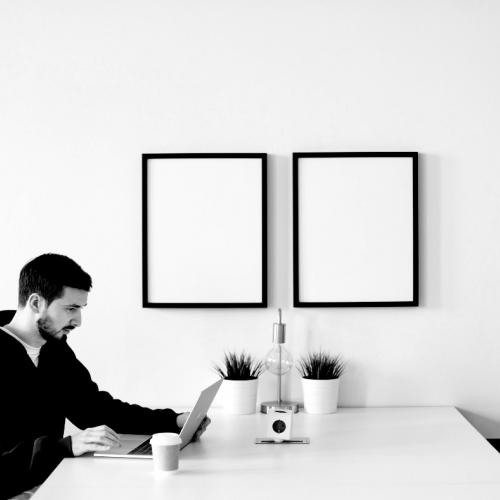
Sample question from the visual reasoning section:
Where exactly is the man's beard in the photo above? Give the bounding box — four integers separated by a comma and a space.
37, 317, 74, 342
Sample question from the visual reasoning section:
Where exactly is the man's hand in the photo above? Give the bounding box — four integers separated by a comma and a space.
176, 412, 211, 442
70, 425, 121, 456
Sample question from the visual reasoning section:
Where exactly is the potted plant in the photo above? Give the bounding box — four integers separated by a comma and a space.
213, 352, 264, 414
297, 350, 345, 414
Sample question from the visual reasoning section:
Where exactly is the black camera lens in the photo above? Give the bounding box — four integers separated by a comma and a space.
272, 419, 286, 434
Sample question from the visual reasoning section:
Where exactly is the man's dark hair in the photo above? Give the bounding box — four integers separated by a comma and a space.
18, 253, 92, 306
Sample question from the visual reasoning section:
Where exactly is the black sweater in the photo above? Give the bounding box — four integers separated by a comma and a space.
0, 311, 180, 499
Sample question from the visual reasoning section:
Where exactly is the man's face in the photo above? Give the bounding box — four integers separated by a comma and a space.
37, 287, 88, 342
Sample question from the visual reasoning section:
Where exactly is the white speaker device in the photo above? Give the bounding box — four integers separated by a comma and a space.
255, 408, 310, 445
267, 408, 293, 441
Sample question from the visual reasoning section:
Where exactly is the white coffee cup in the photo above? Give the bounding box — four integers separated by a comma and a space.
150, 433, 182, 472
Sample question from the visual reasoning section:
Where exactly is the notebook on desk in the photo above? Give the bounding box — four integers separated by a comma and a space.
94, 378, 222, 458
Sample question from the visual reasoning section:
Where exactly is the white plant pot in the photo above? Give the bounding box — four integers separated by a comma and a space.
222, 379, 258, 415
302, 378, 340, 414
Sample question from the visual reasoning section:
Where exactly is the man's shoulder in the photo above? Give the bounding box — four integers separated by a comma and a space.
0, 311, 21, 353
0, 327, 24, 351
0, 309, 15, 325
0, 328, 28, 372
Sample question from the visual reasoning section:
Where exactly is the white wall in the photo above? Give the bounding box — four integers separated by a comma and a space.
1, 0, 500, 437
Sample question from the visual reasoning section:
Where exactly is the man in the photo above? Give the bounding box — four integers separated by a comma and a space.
0, 254, 209, 499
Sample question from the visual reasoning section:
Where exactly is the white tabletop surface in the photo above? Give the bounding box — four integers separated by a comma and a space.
34, 407, 500, 500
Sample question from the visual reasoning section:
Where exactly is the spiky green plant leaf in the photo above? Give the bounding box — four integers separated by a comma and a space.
297, 350, 345, 380
213, 351, 264, 380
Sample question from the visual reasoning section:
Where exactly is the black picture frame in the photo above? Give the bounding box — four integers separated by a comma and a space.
293, 152, 418, 307
143, 153, 267, 308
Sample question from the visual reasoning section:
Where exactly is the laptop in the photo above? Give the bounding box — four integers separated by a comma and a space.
94, 378, 223, 458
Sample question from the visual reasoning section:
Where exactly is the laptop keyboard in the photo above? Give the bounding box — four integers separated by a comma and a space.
128, 440, 152, 455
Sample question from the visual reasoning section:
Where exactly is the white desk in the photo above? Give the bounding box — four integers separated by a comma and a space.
34, 407, 500, 500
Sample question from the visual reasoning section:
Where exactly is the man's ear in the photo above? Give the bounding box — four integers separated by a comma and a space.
27, 293, 47, 314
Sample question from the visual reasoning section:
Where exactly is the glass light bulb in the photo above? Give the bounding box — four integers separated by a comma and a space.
265, 344, 293, 375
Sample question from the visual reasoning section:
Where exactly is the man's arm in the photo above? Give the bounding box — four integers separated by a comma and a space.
0, 426, 125, 499
61, 345, 181, 435
0, 436, 72, 500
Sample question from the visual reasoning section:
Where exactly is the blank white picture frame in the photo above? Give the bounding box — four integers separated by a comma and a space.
142, 154, 267, 307
293, 152, 418, 307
